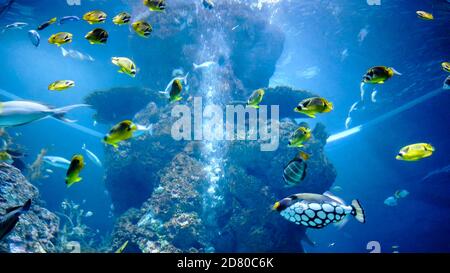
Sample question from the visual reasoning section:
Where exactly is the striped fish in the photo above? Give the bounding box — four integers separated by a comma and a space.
283, 151, 309, 187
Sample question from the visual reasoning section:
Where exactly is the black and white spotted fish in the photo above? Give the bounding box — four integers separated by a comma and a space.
273, 192, 365, 229
283, 151, 309, 187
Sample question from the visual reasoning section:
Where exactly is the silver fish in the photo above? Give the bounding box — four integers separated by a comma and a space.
0, 101, 89, 127
2, 22, 28, 33
27, 30, 40, 47
61, 47, 95, 62
59, 16, 80, 24
82, 143, 102, 167
43, 156, 71, 169
193, 61, 216, 70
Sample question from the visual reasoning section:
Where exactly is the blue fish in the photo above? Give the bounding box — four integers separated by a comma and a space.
27, 30, 40, 47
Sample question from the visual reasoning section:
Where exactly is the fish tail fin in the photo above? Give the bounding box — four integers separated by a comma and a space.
193, 63, 199, 70
66, 177, 82, 188
182, 73, 189, 85
61, 47, 68, 57
22, 199, 32, 212
50, 17, 57, 23
391, 67, 402, 76
351, 199, 366, 223
53, 104, 90, 123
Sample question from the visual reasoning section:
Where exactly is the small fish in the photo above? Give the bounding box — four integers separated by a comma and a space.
193, 61, 216, 70
396, 143, 435, 161
416, 11, 434, 20
43, 156, 71, 169
0, 151, 13, 164
394, 189, 409, 199
444, 76, 450, 90
27, 30, 40, 47
103, 120, 138, 148
331, 185, 343, 192
283, 151, 309, 187
83, 10, 107, 24
143, 0, 166, 12
85, 211, 94, 217
61, 47, 94, 62
115, 241, 129, 253
48, 32, 73, 46
168, 79, 183, 102
328, 242, 336, 248
113, 12, 131, 25
288, 127, 311, 148
0, 199, 32, 241
384, 196, 398, 207
65, 154, 84, 188
48, 80, 75, 91
231, 25, 240, 31
132, 20, 152, 38
203, 0, 215, 9
82, 143, 102, 167
85, 28, 108, 44
442, 62, 450, 73
247, 89, 265, 109
45, 169, 53, 174
294, 97, 333, 118
0, 101, 88, 127
37, 17, 57, 31
59, 16, 80, 25
362, 66, 401, 84
111, 57, 137, 78
273, 192, 365, 229
2, 22, 28, 33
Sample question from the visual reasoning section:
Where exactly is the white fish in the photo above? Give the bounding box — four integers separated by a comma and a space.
45, 169, 53, 174
82, 144, 102, 167
193, 61, 216, 70
61, 47, 95, 62
133, 123, 153, 138
28, 30, 40, 47
2, 22, 28, 33
0, 101, 89, 127
85, 211, 94, 217
43, 156, 71, 169
384, 196, 398, 206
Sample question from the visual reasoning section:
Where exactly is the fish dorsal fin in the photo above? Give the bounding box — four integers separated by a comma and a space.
323, 191, 345, 204
5, 205, 22, 214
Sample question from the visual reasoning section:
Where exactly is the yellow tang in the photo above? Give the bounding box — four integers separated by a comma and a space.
48, 32, 73, 46
83, 10, 107, 24
48, 80, 75, 91
103, 120, 138, 148
65, 154, 84, 188
396, 143, 435, 161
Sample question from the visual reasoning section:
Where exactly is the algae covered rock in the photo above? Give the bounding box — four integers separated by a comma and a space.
0, 163, 59, 253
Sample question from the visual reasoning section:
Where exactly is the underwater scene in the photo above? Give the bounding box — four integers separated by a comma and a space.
0, 0, 449, 254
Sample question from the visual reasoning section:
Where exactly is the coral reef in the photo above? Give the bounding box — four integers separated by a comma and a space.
0, 163, 59, 253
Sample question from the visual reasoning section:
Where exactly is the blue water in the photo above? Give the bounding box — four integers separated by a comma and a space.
1, 0, 450, 253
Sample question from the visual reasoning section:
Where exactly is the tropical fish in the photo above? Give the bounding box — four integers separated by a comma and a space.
288, 127, 311, 148
43, 156, 71, 169
27, 30, 40, 47
65, 154, 84, 188
59, 16, 80, 24
384, 196, 398, 206
442, 62, 450, 72
283, 151, 309, 187
37, 17, 56, 31
85, 28, 108, 44
82, 143, 102, 167
113, 12, 131, 25
203, 0, 215, 9
396, 143, 435, 161
362, 66, 401, 84
193, 61, 216, 70
163, 73, 189, 95
45, 169, 53, 174
294, 97, 333, 118
143, 0, 166, 12
0, 151, 13, 164
111, 57, 137, 78
132, 20, 152, 38
85, 211, 94, 217
115, 241, 129, 253
61, 47, 94, 62
169, 80, 184, 102
416, 11, 434, 20
0, 199, 32, 241
83, 10, 107, 24
103, 120, 138, 148
444, 75, 450, 90
0, 101, 88, 127
48, 32, 72, 46
48, 80, 75, 91
273, 192, 366, 228
394, 189, 409, 199
2, 22, 27, 33
247, 89, 265, 109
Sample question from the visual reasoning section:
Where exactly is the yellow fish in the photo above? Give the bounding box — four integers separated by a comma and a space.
85, 28, 108, 44
442, 62, 450, 73
247, 89, 265, 109
65, 155, 84, 188
0, 151, 13, 164
362, 66, 401, 84
111, 57, 137, 78
396, 143, 435, 161
143, 0, 166, 12
103, 120, 138, 148
113, 12, 131, 25
115, 241, 129, 253
132, 20, 152, 38
416, 11, 434, 20
48, 80, 75, 91
48, 32, 73, 46
288, 127, 311, 148
294, 97, 333, 118
83, 10, 107, 24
